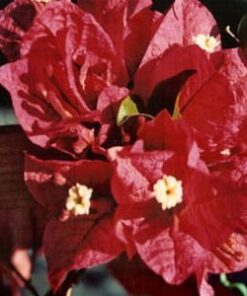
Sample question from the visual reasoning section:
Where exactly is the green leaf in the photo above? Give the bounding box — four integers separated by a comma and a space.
220, 273, 247, 296
172, 93, 182, 120
116, 96, 140, 126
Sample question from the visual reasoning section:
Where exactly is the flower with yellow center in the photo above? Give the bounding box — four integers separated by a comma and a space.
192, 34, 219, 53
152, 175, 183, 210
66, 183, 93, 216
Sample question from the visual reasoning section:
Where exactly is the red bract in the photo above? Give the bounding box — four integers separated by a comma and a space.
139, 0, 220, 68
98, 45, 219, 151
0, 0, 56, 61
0, 1, 128, 155
95, 85, 129, 148
111, 113, 247, 295
202, 49, 247, 192
180, 47, 247, 167
24, 154, 123, 291
109, 254, 241, 296
95, 32, 226, 153
0, 0, 224, 156
109, 254, 199, 296
191, 232, 247, 296
77, 0, 162, 78
182, 47, 247, 166
134, 42, 221, 103
138, 109, 195, 154
179, 73, 236, 166
134, 44, 245, 168
112, 145, 245, 250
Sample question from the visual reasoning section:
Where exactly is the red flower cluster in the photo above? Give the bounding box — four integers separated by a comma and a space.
1, 0, 247, 295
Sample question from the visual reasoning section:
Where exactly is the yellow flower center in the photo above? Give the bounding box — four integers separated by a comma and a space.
152, 175, 183, 210
66, 183, 93, 216
192, 34, 219, 53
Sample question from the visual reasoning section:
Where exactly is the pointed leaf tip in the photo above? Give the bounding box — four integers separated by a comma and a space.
116, 96, 140, 126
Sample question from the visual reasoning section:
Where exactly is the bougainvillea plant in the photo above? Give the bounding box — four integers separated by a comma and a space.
1, 0, 247, 295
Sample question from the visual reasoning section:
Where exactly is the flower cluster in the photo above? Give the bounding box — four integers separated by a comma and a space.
1, 0, 247, 295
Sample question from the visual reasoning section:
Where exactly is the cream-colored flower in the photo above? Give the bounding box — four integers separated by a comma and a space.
152, 175, 183, 210
192, 34, 219, 53
66, 183, 93, 216
220, 148, 231, 156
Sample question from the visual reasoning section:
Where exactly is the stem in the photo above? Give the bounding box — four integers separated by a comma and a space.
6, 261, 40, 296
45, 270, 84, 296
220, 273, 247, 296
225, 26, 240, 43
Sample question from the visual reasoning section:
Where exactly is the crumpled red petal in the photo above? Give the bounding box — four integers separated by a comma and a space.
0, 0, 55, 61
25, 154, 123, 291
140, 0, 220, 67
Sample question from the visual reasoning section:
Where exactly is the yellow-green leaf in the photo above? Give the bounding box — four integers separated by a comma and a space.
172, 93, 182, 120
116, 96, 139, 126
